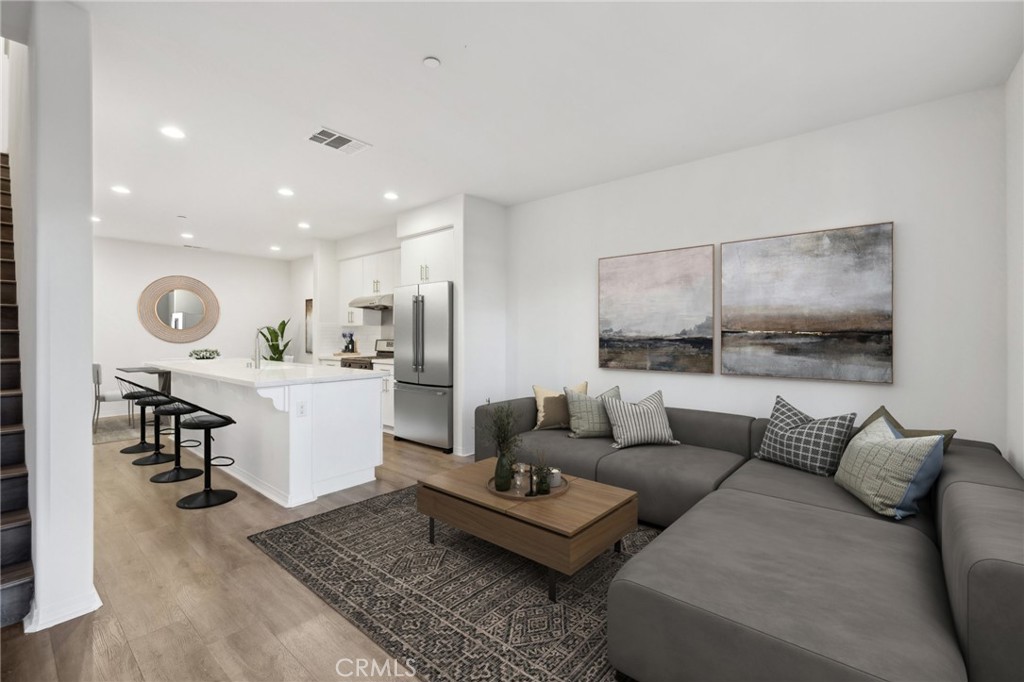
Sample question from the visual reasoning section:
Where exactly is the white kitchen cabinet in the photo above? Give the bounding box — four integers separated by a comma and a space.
339, 256, 380, 326
319, 358, 341, 367
361, 249, 400, 295
400, 228, 455, 285
373, 362, 395, 430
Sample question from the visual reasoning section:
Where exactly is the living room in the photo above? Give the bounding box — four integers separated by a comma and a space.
1, 2, 1022, 681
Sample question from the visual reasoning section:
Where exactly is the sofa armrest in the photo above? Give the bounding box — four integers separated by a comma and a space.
473, 397, 537, 461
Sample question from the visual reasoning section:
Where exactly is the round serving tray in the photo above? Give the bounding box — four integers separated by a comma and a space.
486, 477, 570, 500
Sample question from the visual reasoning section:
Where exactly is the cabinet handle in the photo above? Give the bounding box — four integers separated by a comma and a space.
419, 265, 424, 281
425, 264, 430, 280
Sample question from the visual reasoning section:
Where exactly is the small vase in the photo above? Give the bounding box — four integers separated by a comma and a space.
494, 451, 513, 491
536, 472, 551, 495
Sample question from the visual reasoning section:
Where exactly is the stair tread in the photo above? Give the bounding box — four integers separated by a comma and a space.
0, 424, 25, 434
0, 509, 29, 529
0, 463, 27, 479
0, 562, 33, 587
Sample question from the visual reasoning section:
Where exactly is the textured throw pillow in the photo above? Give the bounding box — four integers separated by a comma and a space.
603, 391, 680, 449
757, 396, 856, 476
565, 386, 620, 438
533, 382, 587, 430
835, 418, 944, 519
861, 406, 956, 453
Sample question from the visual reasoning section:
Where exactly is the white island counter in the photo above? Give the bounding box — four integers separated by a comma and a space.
146, 358, 385, 507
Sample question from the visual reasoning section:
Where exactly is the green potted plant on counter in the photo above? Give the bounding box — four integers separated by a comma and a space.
260, 319, 291, 362
487, 404, 521, 491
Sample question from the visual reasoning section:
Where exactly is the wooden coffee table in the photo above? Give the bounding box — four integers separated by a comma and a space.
417, 458, 638, 601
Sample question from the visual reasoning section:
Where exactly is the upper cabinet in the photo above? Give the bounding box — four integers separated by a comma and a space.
339, 248, 400, 326
363, 249, 400, 295
400, 228, 455, 285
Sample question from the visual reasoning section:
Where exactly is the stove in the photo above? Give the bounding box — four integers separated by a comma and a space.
340, 339, 394, 370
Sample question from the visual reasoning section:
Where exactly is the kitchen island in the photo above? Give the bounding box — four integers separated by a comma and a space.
145, 358, 385, 507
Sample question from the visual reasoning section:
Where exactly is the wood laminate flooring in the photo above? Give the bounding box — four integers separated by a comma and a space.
1, 434, 471, 681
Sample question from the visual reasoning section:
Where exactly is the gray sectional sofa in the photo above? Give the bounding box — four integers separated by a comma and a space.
474, 399, 1024, 682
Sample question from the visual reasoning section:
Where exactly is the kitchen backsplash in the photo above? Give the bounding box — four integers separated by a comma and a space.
324, 311, 393, 355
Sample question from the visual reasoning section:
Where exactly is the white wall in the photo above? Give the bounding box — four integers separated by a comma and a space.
336, 225, 400, 261
290, 256, 314, 364
1006, 53, 1023, 475
507, 88, 1009, 452
7, 1, 101, 632
93, 238, 291, 413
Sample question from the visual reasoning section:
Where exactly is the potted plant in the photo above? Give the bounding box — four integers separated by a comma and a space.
188, 348, 220, 360
486, 404, 521, 491
534, 450, 551, 495
260, 319, 291, 362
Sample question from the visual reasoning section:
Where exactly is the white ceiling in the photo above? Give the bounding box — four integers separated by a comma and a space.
86, 1, 1023, 260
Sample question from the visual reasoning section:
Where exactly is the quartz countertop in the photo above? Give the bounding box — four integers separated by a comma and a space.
146, 358, 386, 389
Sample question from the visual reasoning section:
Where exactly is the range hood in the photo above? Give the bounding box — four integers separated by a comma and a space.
348, 293, 393, 310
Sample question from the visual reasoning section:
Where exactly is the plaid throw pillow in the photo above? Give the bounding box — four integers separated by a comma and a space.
757, 396, 856, 476
603, 391, 680, 449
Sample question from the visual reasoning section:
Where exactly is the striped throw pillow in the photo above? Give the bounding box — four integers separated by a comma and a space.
603, 391, 680, 449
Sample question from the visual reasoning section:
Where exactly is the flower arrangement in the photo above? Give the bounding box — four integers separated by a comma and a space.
189, 348, 220, 360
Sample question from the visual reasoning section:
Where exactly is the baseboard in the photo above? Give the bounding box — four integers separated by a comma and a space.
22, 586, 102, 632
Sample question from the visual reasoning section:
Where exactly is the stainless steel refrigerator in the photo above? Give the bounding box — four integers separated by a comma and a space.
394, 281, 454, 453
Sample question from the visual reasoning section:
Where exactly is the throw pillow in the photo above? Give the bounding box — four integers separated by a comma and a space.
533, 382, 587, 430
835, 418, 944, 519
565, 386, 620, 438
603, 391, 680, 449
757, 396, 856, 476
861, 405, 956, 453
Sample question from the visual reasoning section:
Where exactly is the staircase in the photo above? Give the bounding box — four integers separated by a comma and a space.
0, 152, 34, 627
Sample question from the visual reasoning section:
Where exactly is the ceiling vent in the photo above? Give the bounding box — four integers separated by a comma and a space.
309, 127, 371, 156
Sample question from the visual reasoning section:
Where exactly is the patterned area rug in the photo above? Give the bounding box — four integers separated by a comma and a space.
249, 486, 659, 682
93, 415, 139, 444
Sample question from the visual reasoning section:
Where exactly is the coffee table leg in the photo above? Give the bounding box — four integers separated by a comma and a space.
428, 517, 435, 544
548, 568, 558, 603
614, 539, 622, 553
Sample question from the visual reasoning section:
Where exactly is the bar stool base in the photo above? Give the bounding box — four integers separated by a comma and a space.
150, 467, 202, 483
132, 452, 175, 466
120, 441, 163, 454
177, 489, 237, 509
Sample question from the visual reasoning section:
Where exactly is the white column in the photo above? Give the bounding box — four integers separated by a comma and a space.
13, 1, 100, 631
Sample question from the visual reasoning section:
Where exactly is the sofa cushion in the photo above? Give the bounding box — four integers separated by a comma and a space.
596, 444, 744, 527
565, 385, 619, 438
940, 482, 1024, 682
608, 489, 966, 682
514, 429, 616, 480
934, 441, 1024, 538
666, 407, 756, 457
835, 418, 944, 519
720, 458, 936, 542
757, 395, 855, 476
605, 390, 680, 449
532, 381, 587, 430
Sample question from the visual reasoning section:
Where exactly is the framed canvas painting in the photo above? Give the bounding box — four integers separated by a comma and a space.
305, 298, 313, 354
720, 222, 893, 383
599, 244, 714, 373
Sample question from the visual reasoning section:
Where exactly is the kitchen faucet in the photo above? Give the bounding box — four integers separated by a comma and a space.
253, 328, 263, 369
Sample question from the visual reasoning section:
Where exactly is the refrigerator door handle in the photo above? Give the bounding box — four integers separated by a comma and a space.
415, 295, 426, 372
411, 294, 421, 372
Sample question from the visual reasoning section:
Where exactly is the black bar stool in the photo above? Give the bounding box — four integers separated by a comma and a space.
131, 394, 175, 466
115, 377, 162, 455
177, 412, 237, 509
150, 401, 203, 484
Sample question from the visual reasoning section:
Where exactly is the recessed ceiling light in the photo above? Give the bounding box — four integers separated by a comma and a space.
423, 56, 441, 69
181, 233, 194, 239
160, 126, 186, 139
383, 191, 399, 201
90, 216, 101, 223
270, 245, 282, 252
298, 222, 310, 229
111, 185, 131, 194
277, 188, 294, 197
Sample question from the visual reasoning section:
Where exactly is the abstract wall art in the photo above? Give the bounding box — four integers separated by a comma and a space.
305, 298, 314, 354
599, 244, 714, 373
720, 222, 893, 383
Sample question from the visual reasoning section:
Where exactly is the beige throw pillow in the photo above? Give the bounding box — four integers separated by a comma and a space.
533, 382, 588, 430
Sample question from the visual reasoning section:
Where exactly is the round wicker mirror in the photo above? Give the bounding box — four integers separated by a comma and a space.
138, 276, 219, 343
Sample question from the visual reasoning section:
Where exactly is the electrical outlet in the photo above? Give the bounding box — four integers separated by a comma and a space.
296, 401, 308, 418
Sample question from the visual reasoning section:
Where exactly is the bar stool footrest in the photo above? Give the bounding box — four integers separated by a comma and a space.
178, 439, 202, 448
210, 456, 235, 467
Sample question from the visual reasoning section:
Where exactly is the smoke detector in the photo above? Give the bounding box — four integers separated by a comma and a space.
309, 127, 371, 156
